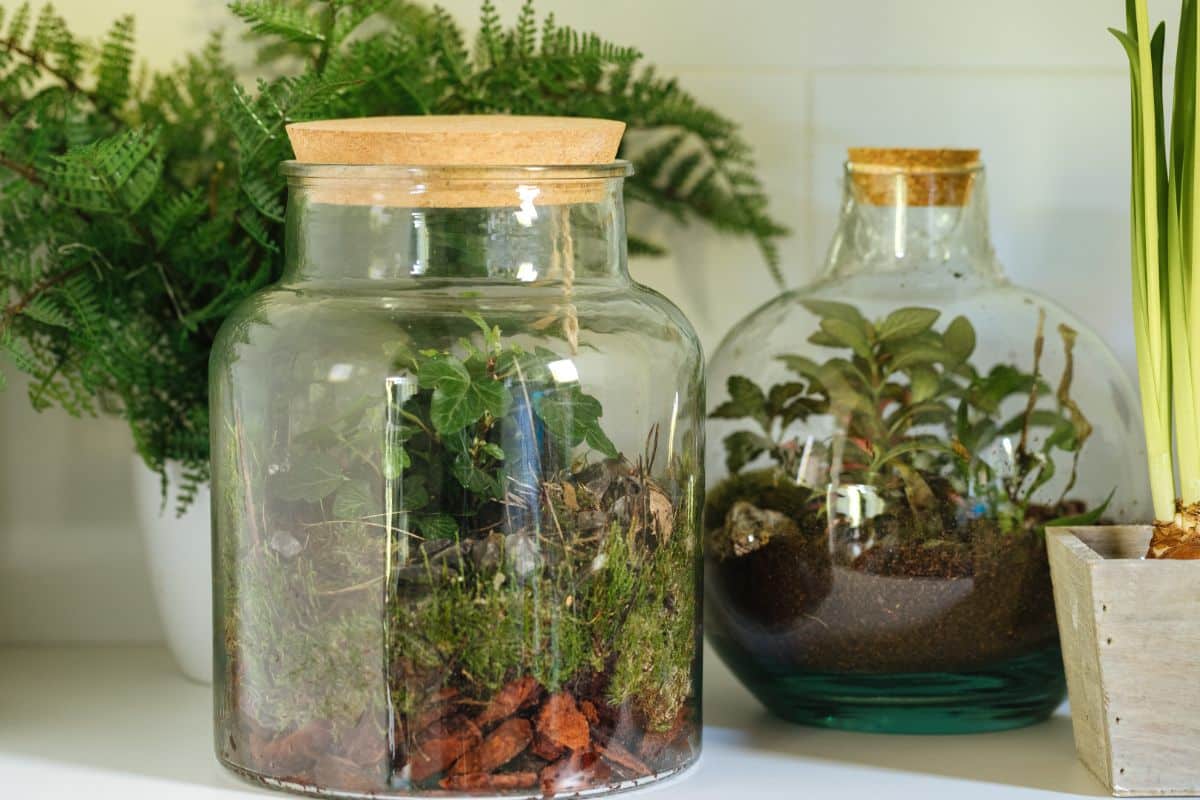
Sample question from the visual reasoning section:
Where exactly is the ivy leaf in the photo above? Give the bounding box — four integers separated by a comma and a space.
384, 445, 411, 480
415, 513, 459, 541
723, 430, 772, 473
535, 386, 616, 458
401, 474, 430, 511
273, 453, 344, 503
711, 375, 769, 425
420, 355, 511, 433
585, 426, 619, 459
452, 451, 502, 498
481, 442, 506, 461
943, 315, 977, 364
332, 480, 372, 519
878, 307, 940, 342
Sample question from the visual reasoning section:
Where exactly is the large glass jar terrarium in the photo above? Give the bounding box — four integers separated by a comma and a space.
210, 117, 703, 797
705, 148, 1147, 733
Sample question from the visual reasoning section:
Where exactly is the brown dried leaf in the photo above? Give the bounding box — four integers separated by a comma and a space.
449, 718, 532, 775
536, 692, 590, 751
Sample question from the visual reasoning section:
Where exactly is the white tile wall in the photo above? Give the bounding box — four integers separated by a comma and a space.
0, 0, 1165, 641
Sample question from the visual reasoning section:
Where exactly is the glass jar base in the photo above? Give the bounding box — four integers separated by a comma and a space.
715, 642, 1065, 735
219, 755, 699, 799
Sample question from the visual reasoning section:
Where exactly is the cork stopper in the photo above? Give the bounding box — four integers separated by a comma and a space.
285, 116, 626, 207
847, 148, 981, 207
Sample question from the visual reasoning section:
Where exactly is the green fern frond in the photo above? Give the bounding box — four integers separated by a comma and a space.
49, 127, 162, 213
95, 15, 135, 109
229, 1, 326, 44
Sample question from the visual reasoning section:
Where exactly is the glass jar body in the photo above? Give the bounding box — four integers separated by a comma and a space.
705, 163, 1147, 733
211, 167, 703, 796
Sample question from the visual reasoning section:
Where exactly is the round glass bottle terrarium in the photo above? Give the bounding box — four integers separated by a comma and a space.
210, 117, 703, 797
705, 148, 1148, 734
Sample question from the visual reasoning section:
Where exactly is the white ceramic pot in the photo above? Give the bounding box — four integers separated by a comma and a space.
132, 458, 212, 684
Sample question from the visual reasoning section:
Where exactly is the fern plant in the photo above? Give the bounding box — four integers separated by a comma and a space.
0, 0, 785, 509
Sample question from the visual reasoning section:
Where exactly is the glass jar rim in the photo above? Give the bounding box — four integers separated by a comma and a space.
280, 160, 634, 181
844, 161, 983, 177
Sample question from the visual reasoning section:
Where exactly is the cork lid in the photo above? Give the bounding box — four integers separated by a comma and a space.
847, 148, 981, 207
284, 116, 627, 207
287, 115, 626, 166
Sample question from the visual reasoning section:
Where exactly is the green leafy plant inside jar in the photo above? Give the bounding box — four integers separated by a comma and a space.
706, 301, 1109, 674
219, 314, 698, 794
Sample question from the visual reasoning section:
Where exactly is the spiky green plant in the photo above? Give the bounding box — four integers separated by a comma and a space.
1114, 0, 1200, 554
0, 0, 785, 508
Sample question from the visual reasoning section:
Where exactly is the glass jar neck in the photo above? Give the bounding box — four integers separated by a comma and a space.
282, 173, 630, 285
822, 164, 1002, 282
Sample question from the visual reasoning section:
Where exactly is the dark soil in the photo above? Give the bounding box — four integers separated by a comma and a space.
705, 469, 1072, 674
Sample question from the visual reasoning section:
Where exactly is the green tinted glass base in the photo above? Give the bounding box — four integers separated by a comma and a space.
713, 640, 1065, 735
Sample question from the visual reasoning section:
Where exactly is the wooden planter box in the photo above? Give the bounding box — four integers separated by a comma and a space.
1047, 526, 1200, 796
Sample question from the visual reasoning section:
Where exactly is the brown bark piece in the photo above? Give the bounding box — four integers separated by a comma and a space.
475, 675, 541, 729
340, 713, 388, 769
579, 699, 600, 727
413, 687, 461, 732
408, 717, 482, 783
449, 718, 532, 776
638, 709, 687, 760
530, 731, 565, 762
597, 740, 651, 777
539, 750, 613, 797
250, 719, 332, 773
439, 772, 539, 791
311, 754, 380, 794
536, 692, 590, 751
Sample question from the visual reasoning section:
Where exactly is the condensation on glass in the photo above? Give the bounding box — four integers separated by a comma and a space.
705, 149, 1147, 734
211, 138, 703, 797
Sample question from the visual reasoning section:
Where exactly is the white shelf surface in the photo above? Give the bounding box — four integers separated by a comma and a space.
0, 644, 1110, 799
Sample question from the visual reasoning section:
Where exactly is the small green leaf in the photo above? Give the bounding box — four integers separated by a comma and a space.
711, 375, 768, 424
724, 430, 772, 473
1044, 489, 1115, 528
801, 299, 866, 325
481, 442, 506, 461
820, 318, 872, 359
890, 345, 948, 371
943, 315, 977, 364
778, 354, 822, 382
878, 307, 941, 342
908, 365, 940, 403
